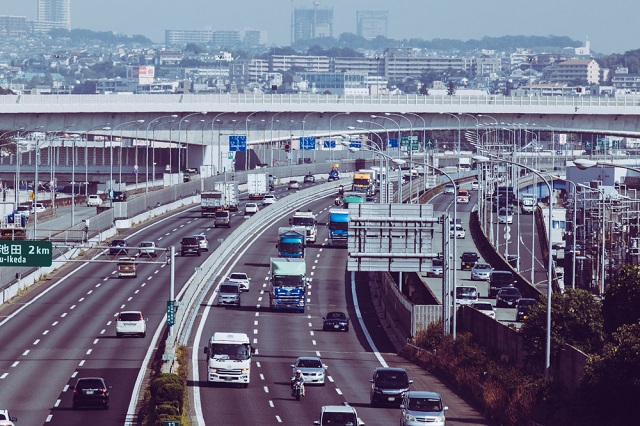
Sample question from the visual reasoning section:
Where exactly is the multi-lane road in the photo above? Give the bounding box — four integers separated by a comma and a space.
0, 179, 491, 425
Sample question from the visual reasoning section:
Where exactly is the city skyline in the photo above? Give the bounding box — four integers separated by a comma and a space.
2, 0, 638, 54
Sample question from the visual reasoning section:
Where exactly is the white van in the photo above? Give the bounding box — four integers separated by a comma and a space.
115, 311, 147, 337
456, 285, 479, 306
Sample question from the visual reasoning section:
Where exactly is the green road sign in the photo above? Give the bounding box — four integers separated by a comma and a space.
167, 300, 175, 326
0, 240, 52, 267
163, 422, 180, 426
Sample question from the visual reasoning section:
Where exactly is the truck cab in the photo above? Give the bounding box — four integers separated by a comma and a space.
289, 210, 317, 243
203, 332, 254, 386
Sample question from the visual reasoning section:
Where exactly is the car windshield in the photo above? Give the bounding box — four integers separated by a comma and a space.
77, 379, 104, 390
500, 288, 521, 295
297, 359, 322, 368
119, 312, 142, 321
210, 343, 250, 360
215, 211, 228, 217
432, 258, 443, 266
473, 303, 493, 310
291, 217, 314, 226
474, 263, 491, 270
322, 412, 357, 425
407, 397, 443, 412
220, 284, 239, 293
229, 273, 247, 280
457, 287, 477, 298
140, 242, 153, 248
376, 370, 408, 385
182, 238, 198, 244
112, 240, 126, 246
326, 312, 346, 320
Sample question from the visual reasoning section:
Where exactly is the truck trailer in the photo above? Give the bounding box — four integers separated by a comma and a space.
214, 181, 239, 211
276, 226, 306, 258
247, 173, 269, 199
328, 209, 349, 246
201, 191, 223, 217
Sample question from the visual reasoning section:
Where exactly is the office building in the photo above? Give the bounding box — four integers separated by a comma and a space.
212, 31, 242, 49
165, 30, 214, 47
270, 55, 330, 73
37, 0, 71, 31
293, 7, 333, 43
298, 72, 368, 95
0, 15, 29, 37
356, 10, 389, 40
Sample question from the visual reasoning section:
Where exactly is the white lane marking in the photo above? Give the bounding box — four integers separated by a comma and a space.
79, 360, 85, 366
310, 271, 314, 276
11, 361, 18, 367
87, 290, 93, 295
127, 297, 133, 301
33, 339, 40, 345
69, 305, 76, 310
328, 376, 334, 383
43, 330, 49, 335
100, 329, 106, 335
54, 400, 61, 407
106, 321, 112, 326
351, 270, 388, 368
315, 351, 321, 356
308, 322, 312, 327
307, 291, 311, 296
269, 400, 274, 408
256, 362, 261, 368
0, 373, 8, 379
51, 321, 58, 326
86, 349, 92, 355
135, 290, 140, 294
255, 312, 260, 317
71, 371, 77, 378
46, 414, 53, 422
257, 296, 262, 302
312, 340, 317, 345
336, 388, 343, 395
259, 290, 264, 295
254, 321, 259, 326
310, 331, 315, 336
319, 248, 323, 252
63, 384, 69, 392
95, 283, 101, 288
78, 297, 85, 302
275, 415, 282, 422
254, 329, 258, 335
120, 304, 125, 309
22, 350, 29, 356
314, 259, 318, 264
263, 386, 269, 393
260, 374, 265, 380
312, 265, 316, 270
316, 253, 321, 257
93, 339, 99, 344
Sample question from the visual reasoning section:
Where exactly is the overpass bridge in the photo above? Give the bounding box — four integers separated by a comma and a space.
1, 93, 640, 186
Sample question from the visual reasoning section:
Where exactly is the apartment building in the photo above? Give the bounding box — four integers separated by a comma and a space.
547, 58, 600, 85
270, 55, 330, 73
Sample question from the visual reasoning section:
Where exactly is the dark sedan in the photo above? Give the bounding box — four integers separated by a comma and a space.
496, 286, 522, 308
322, 311, 350, 331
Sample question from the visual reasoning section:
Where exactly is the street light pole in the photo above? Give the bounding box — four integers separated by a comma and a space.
144, 115, 177, 193
179, 112, 207, 173
329, 112, 350, 164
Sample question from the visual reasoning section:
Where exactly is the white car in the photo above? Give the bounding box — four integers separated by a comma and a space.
245, 202, 259, 215
449, 224, 466, 239
426, 258, 443, 277
471, 262, 493, 281
471, 181, 479, 190
443, 184, 455, 194
291, 356, 327, 385
192, 234, 209, 251
315, 405, 364, 426
471, 302, 496, 319
87, 194, 103, 207
262, 194, 277, 205
227, 272, 251, 291
0, 409, 17, 426
15, 205, 30, 217
138, 241, 157, 257
31, 203, 46, 214
115, 311, 147, 337
498, 207, 514, 224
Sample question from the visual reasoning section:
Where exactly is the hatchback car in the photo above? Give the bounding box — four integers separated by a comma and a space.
496, 286, 523, 308
262, 194, 277, 205
72, 377, 111, 409
138, 241, 157, 257
471, 262, 493, 281
217, 281, 242, 306
109, 239, 128, 255
370, 367, 413, 407
304, 174, 316, 183
314, 405, 364, 426
400, 391, 448, 426
291, 356, 327, 385
471, 181, 479, 190
516, 298, 537, 321
180, 236, 201, 256
322, 311, 350, 331
443, 184, 455, 194
470, 302, 496, 319
498, 207, 514, 224
245, 202, 259, 215
192, 234, 209, 252
87, 194, 103, 207
115, 311, 147, 337
449, 224, 466, 239
227, 272, 251, 291
288, 180, 300, 190
0, 410, 17, 426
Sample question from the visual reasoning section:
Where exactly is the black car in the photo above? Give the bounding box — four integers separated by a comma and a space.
109, 239, 128, 255
180, 236, 201, 256
496, 286, 522, 308
303, 174, 315, 183
516, 298, 537, 321
322, 311, 350, 331
112, 191, 127, 202
460, 252, 479, 270
369, 367, 413, 407
72, 377, 110, 409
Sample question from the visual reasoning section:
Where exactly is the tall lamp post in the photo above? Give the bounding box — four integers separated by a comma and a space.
440, 112, 462, 175
244, 111, 262, 171
109, 119, 144, 204
345, 127, 389, 203
210, 112, 234, 175
179, 112, 207, 173
144, 115, 177, 193
328, 112, 350, 163
474, 154, 554, 379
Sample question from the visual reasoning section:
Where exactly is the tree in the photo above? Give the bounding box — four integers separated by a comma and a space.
575, 321, 640, 424
447, 81, 456, 96
520, 289, 604, 369
602, 264, 640, 335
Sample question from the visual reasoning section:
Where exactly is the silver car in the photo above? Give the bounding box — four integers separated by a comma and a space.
426, 258, 443, 277
192, 234, 209, 252
471, 262, 493, 281
138, 241, 157, 257
291, 356, 327, 385
400, 391, 448, 426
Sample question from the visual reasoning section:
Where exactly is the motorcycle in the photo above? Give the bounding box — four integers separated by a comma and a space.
291, 380, 305, 401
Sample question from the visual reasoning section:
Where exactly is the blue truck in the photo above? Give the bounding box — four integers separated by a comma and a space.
269, 258, 307, 312
328, 209, 349, 247
276, 226, 306, 258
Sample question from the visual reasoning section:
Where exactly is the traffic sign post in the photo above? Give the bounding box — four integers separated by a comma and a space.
323, 140, 336, 149
400, 136, 419, 151
388, 138, 398, 148
0, 240, 53, 267
166, 300, 175, 326
229, 135, 247, 152
349, 140, 361, 149
299, 137, 316, 150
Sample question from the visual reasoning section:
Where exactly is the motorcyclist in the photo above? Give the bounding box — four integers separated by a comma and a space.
291, 369, 306, 397
334, 196, 342, 206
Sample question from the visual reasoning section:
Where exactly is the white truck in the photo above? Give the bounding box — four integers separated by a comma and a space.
201, 191, 224, 217
289, 210, 318, 243
247, 173, 269, 199
203, 332, 254, 387
214, 181, 239, 211
520, 193, 536, 214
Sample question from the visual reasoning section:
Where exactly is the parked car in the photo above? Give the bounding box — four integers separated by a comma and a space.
470, 302, 496, 319
496, 286, 523, 308
217, 281, 242, 306
304, 174, 315, 183
0, 409, 17, 426
72, 377, 111, 409
288, 180, 300, 190
291, 356, 327, 385
115, 311, 147, 337
471, 262, 493, 281
87, 194, 103, 207
400, 391, 448, 426
245, 202, 259, 215
227, 272, 251, 291
369, 367, 413, 407
192, 234, 209, 252
109, 239, 128, 256
180, 236, 201, 256
138, 241, 157, 257
516, 298, 537, 321
314, 405, 364, 426
322, 311, 350, 331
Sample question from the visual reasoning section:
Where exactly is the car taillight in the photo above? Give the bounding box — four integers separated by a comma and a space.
102, 387, 107, 394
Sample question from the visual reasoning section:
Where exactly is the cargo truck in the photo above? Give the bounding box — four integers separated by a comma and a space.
328, 209, 348, 246
276, 226, 306, 258
269, 258, 307, 312
289, 210, 317, 243
214, 181, 239, 211
201, 191, 224, 217
248, 173, 269, 199
203, 332, 254, 386
352, 170, 375, 195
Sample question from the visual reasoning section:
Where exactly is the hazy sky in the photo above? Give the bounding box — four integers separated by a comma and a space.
3, 0, 637, 54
